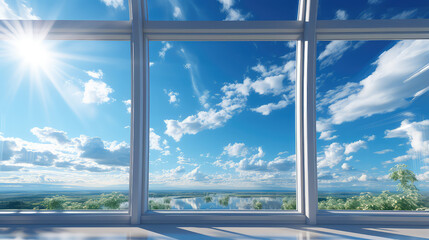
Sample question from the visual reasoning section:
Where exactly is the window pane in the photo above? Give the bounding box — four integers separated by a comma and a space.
149, 41, 297, 210
318, 0, 429, 20
316, 40, 429, 211
0, 39, 131, 211
148, 0, 298, 21
0, 0, 129, 20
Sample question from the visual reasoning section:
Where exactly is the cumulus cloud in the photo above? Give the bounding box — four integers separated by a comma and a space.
165, 109, 232, 142
77, 136, 130, 166
31, 127, 70, 145
165, 90, 179, 104
319, 130, 338, 141
223, 143, 248, 157
13, 149, 58, 166
0, 0, 39, 20
217, 0, 250, 21
123, 99, 131, 113
385, 119, 429, 159
159, 41, 172, 58
82, 80, 114, 104
164, 57, 296, 141
327, 40, 429, 125
251, 95, 289, 116
150, 128, 163, 151
341, 163, 352, 170
318, 142, 344, 168
85, 70, 103, 79
344, 140, 367, 155
183, 166, 207, 182
100, 0, 125, 9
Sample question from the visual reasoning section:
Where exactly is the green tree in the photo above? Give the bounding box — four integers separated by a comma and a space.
389, 164, 418, 192
42, 195, 66, 210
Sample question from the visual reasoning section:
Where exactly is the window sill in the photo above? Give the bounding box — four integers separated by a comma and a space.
317, 210, 429, 225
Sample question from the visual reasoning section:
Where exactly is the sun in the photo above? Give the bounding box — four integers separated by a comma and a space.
12, 36, 53, 69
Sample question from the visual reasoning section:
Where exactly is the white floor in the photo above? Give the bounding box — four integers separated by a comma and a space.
0, 225, 428, 239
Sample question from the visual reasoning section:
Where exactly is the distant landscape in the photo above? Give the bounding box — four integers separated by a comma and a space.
1, 165, 428, 211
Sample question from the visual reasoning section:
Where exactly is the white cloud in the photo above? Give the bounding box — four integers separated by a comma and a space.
327, 40, 429, 125
183, 166, 207, 182
251, 95, 289, 116
31, 127, 70, 145
101, 0, 125, 9
0, 0, 39, 20
385, 119, 429, 157
184, 63, 191, 69
335, 10, 348, 20
166, 90, 179, 104
318, 41, 352, 68
165, 109, 232, 142
364, 135, 375, 141
150, 128, 163, 151
417, 171, 429, 181
199, 90, 210, 109
344, 140, 367, 155
173, 6, 182, 19
150, 62, 155, 67
319, 130, 338, 141
123, 99, 131, 113
82, 80, 114, 104
375, 149, 393, 154
164, 57, 296, 141
77, 136, 129, 166
341, 163, 351, 170
318, 142, 344, 168
217, 0, 250, 21
223, 143, 248, 157
85, 70, 103, 79
317, 82, 361, 112
358, 173, 368, 182
159, 41, 172, 58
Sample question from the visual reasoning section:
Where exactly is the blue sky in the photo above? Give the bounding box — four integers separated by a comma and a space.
0, 0, 428, 193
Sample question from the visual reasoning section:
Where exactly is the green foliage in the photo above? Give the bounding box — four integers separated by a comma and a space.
218, 196, 230, 207
99, 192, 127, 209
281, 197, 296, 210
252, 200, 263, 210
149, 200, 171, 210
42, 195, 66, 210
39, 192, 128, 210
318, 164, 425, 211
389, 164, 418, 192
163, 198, 171, 204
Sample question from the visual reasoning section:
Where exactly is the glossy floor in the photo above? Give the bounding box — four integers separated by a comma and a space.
0, 225, 428, 239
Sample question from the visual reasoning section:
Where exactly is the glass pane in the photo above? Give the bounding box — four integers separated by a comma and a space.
0, 39, 131, 211
318, 0, 429, 20
149, 41, 297, 210
316, 40, 429, 211
148, 0, 298, 21
0, 0, 129, 20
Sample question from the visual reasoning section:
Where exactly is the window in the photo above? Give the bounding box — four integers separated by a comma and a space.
148, 41, 297, 210
318, 0, 429, 20
0, 40, 131, 211
0, 0, 130, 20
0, 0, 428, 225
316, 40, 429, 211
148, 0, 299, 21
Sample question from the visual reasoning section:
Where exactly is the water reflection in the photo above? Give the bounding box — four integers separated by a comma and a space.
149, 194, 292, 210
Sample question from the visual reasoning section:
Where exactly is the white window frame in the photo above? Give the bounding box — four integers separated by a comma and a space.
0, 0, 428, 225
